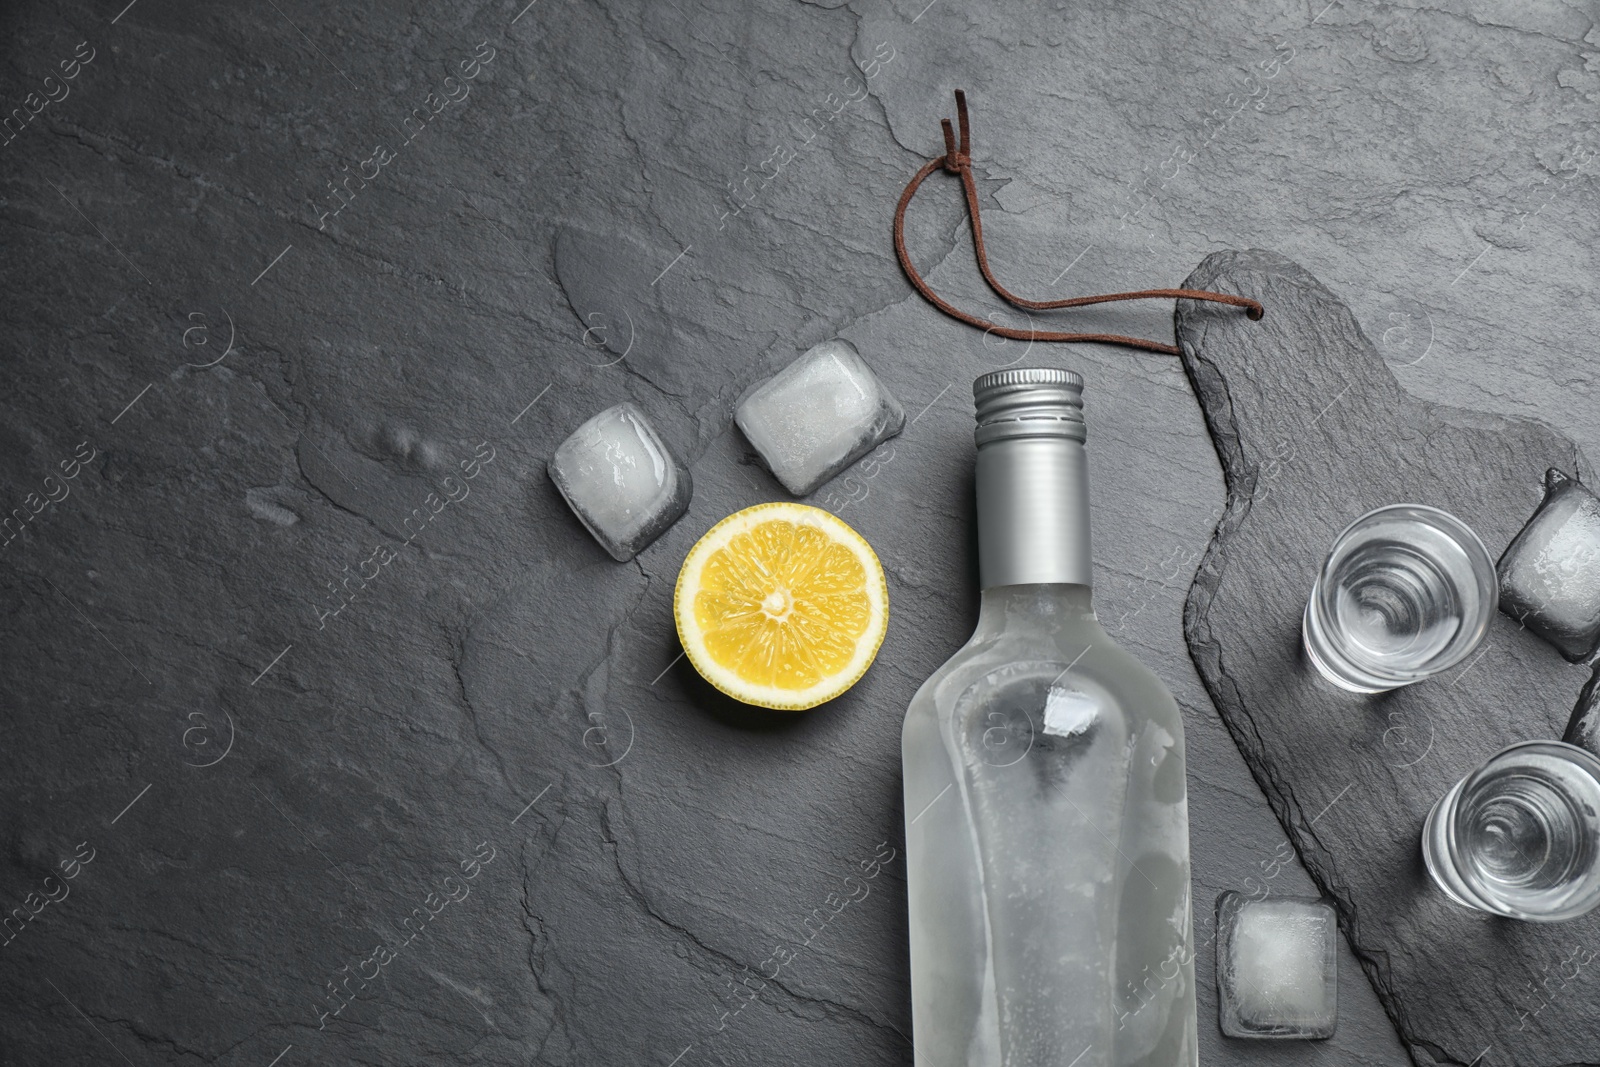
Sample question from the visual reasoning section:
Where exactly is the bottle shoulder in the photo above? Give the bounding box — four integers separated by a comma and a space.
904, 619, 1179, 734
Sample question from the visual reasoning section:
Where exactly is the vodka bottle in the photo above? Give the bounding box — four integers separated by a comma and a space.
902, 369, 1196, 1067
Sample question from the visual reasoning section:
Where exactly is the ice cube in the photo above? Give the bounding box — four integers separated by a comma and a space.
1216, 892, 1337, 1039
1498, 469, 1600, 661
548, 402, 692, 562
735, 339, 905, 497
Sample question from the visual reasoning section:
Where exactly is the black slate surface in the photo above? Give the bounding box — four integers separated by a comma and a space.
7, 1, 1600, 1065
1177, 249, 1599, 1067
1562, 663, 1600, 758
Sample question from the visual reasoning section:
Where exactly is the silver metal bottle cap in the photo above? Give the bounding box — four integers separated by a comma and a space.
973, 368, 1093, 588
973, 368, 1086, 446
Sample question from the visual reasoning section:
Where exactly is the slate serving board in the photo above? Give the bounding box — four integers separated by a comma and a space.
1174, 249, 1599, 1067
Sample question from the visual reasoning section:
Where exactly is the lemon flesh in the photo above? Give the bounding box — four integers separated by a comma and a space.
674, 503, 888, 710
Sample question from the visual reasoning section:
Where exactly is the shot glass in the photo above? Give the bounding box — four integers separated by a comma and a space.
1302, 504, 1496, 692
1422, 740, 1600, 922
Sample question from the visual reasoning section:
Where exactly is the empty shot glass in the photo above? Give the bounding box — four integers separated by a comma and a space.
1302, 504, 1497, 692
1422, 740, 1600, 922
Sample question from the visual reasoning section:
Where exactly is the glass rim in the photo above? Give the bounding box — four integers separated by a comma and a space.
1459, 739, 1600, 798
1320, 503, 1495, 579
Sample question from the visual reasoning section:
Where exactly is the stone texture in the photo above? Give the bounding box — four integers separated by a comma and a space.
1178, 249, 1598, 1067
6, 0, 1600, 1066
1561, 663, 1600, 757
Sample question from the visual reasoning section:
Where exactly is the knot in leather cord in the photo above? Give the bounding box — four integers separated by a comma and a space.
939, 99, 970, 173
894, 90, 1265, 356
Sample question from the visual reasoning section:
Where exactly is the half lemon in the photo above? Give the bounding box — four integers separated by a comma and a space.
674, 503, 888, 710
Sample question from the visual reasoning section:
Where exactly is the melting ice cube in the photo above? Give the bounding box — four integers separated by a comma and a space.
735, 339, 905, 497
1499, 469, 1600, 661
1216, 892, 1337, 1039
548, 402, 692, 562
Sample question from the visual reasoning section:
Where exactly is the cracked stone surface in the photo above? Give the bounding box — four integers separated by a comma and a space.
1177, 250, 1597, 1067
4, 0, 1600, 1065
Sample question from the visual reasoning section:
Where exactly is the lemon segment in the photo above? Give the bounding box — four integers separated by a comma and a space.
674, 503, 888, 710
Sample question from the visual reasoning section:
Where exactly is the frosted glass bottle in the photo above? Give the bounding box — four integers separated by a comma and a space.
902, 369, 1196, 1067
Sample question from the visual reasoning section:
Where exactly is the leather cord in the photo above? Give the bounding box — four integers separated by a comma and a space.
893, 90, 1264, 356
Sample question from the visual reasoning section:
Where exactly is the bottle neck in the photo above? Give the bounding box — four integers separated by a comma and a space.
976, 437, 1093, 589
973, 583, 1096, 638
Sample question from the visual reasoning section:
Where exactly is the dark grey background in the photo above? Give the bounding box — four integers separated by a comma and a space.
1, 0, 1594, 1065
